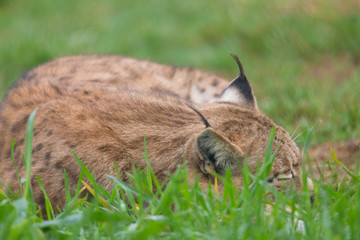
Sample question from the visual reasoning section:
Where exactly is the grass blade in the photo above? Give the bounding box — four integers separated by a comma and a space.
36, 174, 55, 220
23, 108, 37, 214
64, 169, 71, 203
10, 140, 21, 192
331, 147, 359, 181
0, 179, 17, 199
143, 136, 153, 193
81, 180, 110, 209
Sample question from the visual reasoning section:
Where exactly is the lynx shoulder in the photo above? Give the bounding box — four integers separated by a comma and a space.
0, 54, 301, 210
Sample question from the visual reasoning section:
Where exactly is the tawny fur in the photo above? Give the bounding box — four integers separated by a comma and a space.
0, 55, 302, 211
13, 55, 228, 104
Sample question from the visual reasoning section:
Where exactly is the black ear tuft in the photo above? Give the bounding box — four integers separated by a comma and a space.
187, 104, 211, 128
230, 53, 246, 79
218, 53, 258, 111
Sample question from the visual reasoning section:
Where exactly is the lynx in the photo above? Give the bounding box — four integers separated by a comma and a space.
0, 54, 302, 210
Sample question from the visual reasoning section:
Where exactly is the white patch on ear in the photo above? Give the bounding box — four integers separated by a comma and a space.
217, 86, 258, 111
218, 87, 246, 104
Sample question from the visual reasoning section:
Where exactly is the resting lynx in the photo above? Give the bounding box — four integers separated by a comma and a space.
0, 54, 302, 210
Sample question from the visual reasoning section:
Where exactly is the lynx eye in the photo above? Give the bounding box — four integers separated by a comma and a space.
278, 172, 293, 180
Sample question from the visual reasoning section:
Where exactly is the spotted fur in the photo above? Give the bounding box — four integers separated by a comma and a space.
0, 55, 302, 211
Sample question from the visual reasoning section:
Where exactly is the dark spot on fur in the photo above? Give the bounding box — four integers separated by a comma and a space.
83, 90, 89, 95
58, 76, 69, 81
45, 152, 51, 160
38, 168, 46, 173
98, 144, 114, 153
172, 119, 187, 125
147, 135, 162, 142
63, 166, 80, 184
10, 115, 29, 133
94, 95, 100, 101
18, 138, 25, 145
47, 131, 52, 136
212, 78, 219, 87
77, 114, 87, 120
51, 84, 63, 95
35, 143, 43, 152
65, 141, 77, 149
101, 112, 119, 122
23, 101, 36, 108
22, 71, 38, 82
151, 88, 181, 99
90, 79, 101, 83
41, 118, 49, 125
6, 150, 11, 158
55, 161, 64, 170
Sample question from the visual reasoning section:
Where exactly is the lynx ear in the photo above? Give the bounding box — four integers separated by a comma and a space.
218, 53, 258, 111
195, 128, 244, 173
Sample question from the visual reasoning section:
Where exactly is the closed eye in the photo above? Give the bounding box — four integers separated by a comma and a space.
267, 170, 294, 183
278, 173, 293, 180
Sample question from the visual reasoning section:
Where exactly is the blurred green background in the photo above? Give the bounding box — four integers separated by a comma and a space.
0, 0, 359, 145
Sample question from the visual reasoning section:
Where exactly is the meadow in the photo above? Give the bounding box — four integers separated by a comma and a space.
0, 0, 359, 239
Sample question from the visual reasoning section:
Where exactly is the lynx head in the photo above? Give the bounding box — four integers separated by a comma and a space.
189, 54, 302, 193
